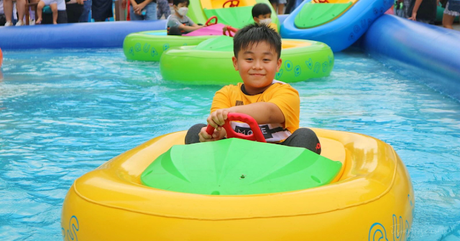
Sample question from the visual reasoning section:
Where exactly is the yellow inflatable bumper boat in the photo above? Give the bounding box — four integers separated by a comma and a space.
61, 127, 413, 240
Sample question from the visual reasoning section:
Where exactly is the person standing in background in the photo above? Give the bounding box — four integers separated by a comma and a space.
78, 0, 91, 21
0, 0, 7, 25
92, 0, 112, 21
442, 0, 460, 29
129, 0, 156, 20
408, 0, 437, 24
66, 0, 85, 22
156, 0, 170, 19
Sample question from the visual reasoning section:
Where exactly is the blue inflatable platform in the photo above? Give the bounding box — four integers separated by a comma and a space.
280, 0, 392, 52
0, 20, 166, 50
361, 14, 460, 101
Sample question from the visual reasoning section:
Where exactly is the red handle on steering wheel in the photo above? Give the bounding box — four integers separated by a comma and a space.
222, 0, 239, 7
205, 113, 266, 142
205, 16, 218, 26
223, 26, 238, 37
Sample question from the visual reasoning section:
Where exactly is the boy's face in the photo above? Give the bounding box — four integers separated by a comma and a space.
253, 13, 271, 24
174, 2, 189, 16
232, 41, 282, 95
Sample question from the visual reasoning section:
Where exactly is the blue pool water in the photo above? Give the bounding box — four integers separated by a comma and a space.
1, 49, 460, 240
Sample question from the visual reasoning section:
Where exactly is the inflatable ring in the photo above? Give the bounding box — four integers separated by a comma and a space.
0, 48, 3, 68
123, 30, 218, 62
160, 36, 334, 84
61, 128, 414, 240
280, 0, 393, 52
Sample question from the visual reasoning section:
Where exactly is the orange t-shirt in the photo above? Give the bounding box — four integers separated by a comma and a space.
211, 80, 300, 143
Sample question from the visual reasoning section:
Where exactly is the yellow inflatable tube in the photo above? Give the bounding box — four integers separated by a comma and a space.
61, 128, 414, 240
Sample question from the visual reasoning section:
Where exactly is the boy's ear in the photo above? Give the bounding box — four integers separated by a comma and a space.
232, 56, 239, 71
253, 16, 259, 23
277, 58, 282, 72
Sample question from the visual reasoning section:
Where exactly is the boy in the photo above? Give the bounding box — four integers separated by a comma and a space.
223, 3, 278, 34
185, 24, 321, 154
167, 0, 203, 35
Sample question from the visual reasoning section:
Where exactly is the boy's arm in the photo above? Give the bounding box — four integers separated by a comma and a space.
202, 102, 283, 142
207, 102, 284, 129
179, 24, 203, 32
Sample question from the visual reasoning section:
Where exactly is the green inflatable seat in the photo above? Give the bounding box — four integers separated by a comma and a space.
295, 2, 353, 28
141, 138, 342, 195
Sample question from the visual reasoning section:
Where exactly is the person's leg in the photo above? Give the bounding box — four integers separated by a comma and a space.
271, 3, 278, 14
284, 0, 295, 14
281, 128, 321, 154
144, 2, 157, 20
67, 3, 84, 23
185, 124, 206, 144
36, 0, 45, 23
278, 0, 286, 14
0, 14, 6, 26
15, 0, 26, 25
278, 4, 285, 14
4, 0, 14, 26
56, 10, 68, 23
50, 3, 58, 24
79, 0, 91, 22
442, 13, 455, 29
157, 0, 166, 19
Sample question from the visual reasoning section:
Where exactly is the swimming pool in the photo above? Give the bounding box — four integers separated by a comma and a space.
0, 49, 459, 240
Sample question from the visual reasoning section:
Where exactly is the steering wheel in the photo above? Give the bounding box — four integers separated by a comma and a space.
222, 0, 240, 8
223, 26, 238, 37
206, 113, 266, 142
205, 16, 218, 26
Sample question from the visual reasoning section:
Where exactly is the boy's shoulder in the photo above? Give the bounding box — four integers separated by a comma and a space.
220, 80, 295, 93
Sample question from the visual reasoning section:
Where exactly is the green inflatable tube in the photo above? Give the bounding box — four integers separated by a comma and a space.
123, 30, 218, 62
160, 36, 334, 85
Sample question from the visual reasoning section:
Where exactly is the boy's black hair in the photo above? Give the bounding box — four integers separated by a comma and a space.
173, 0, 189, 6
252, 3, 272, 18
233, 24, 281, 59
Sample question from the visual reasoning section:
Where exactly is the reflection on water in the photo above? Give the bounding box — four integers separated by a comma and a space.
0, 49, 459, 240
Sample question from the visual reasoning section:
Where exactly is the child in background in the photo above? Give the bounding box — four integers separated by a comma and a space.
185, 24, 322, 154
167, 0, 203, 35
223, 3, 278, 35
36, 0, 58, 24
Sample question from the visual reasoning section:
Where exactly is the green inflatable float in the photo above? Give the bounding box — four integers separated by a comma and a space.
123, 30, 218, 62
160, 36, 334, 85
123, 0, 281, 62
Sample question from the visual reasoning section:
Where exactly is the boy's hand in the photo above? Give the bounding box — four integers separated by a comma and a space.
198, 126, 226, 142
207, 109, 229, 129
